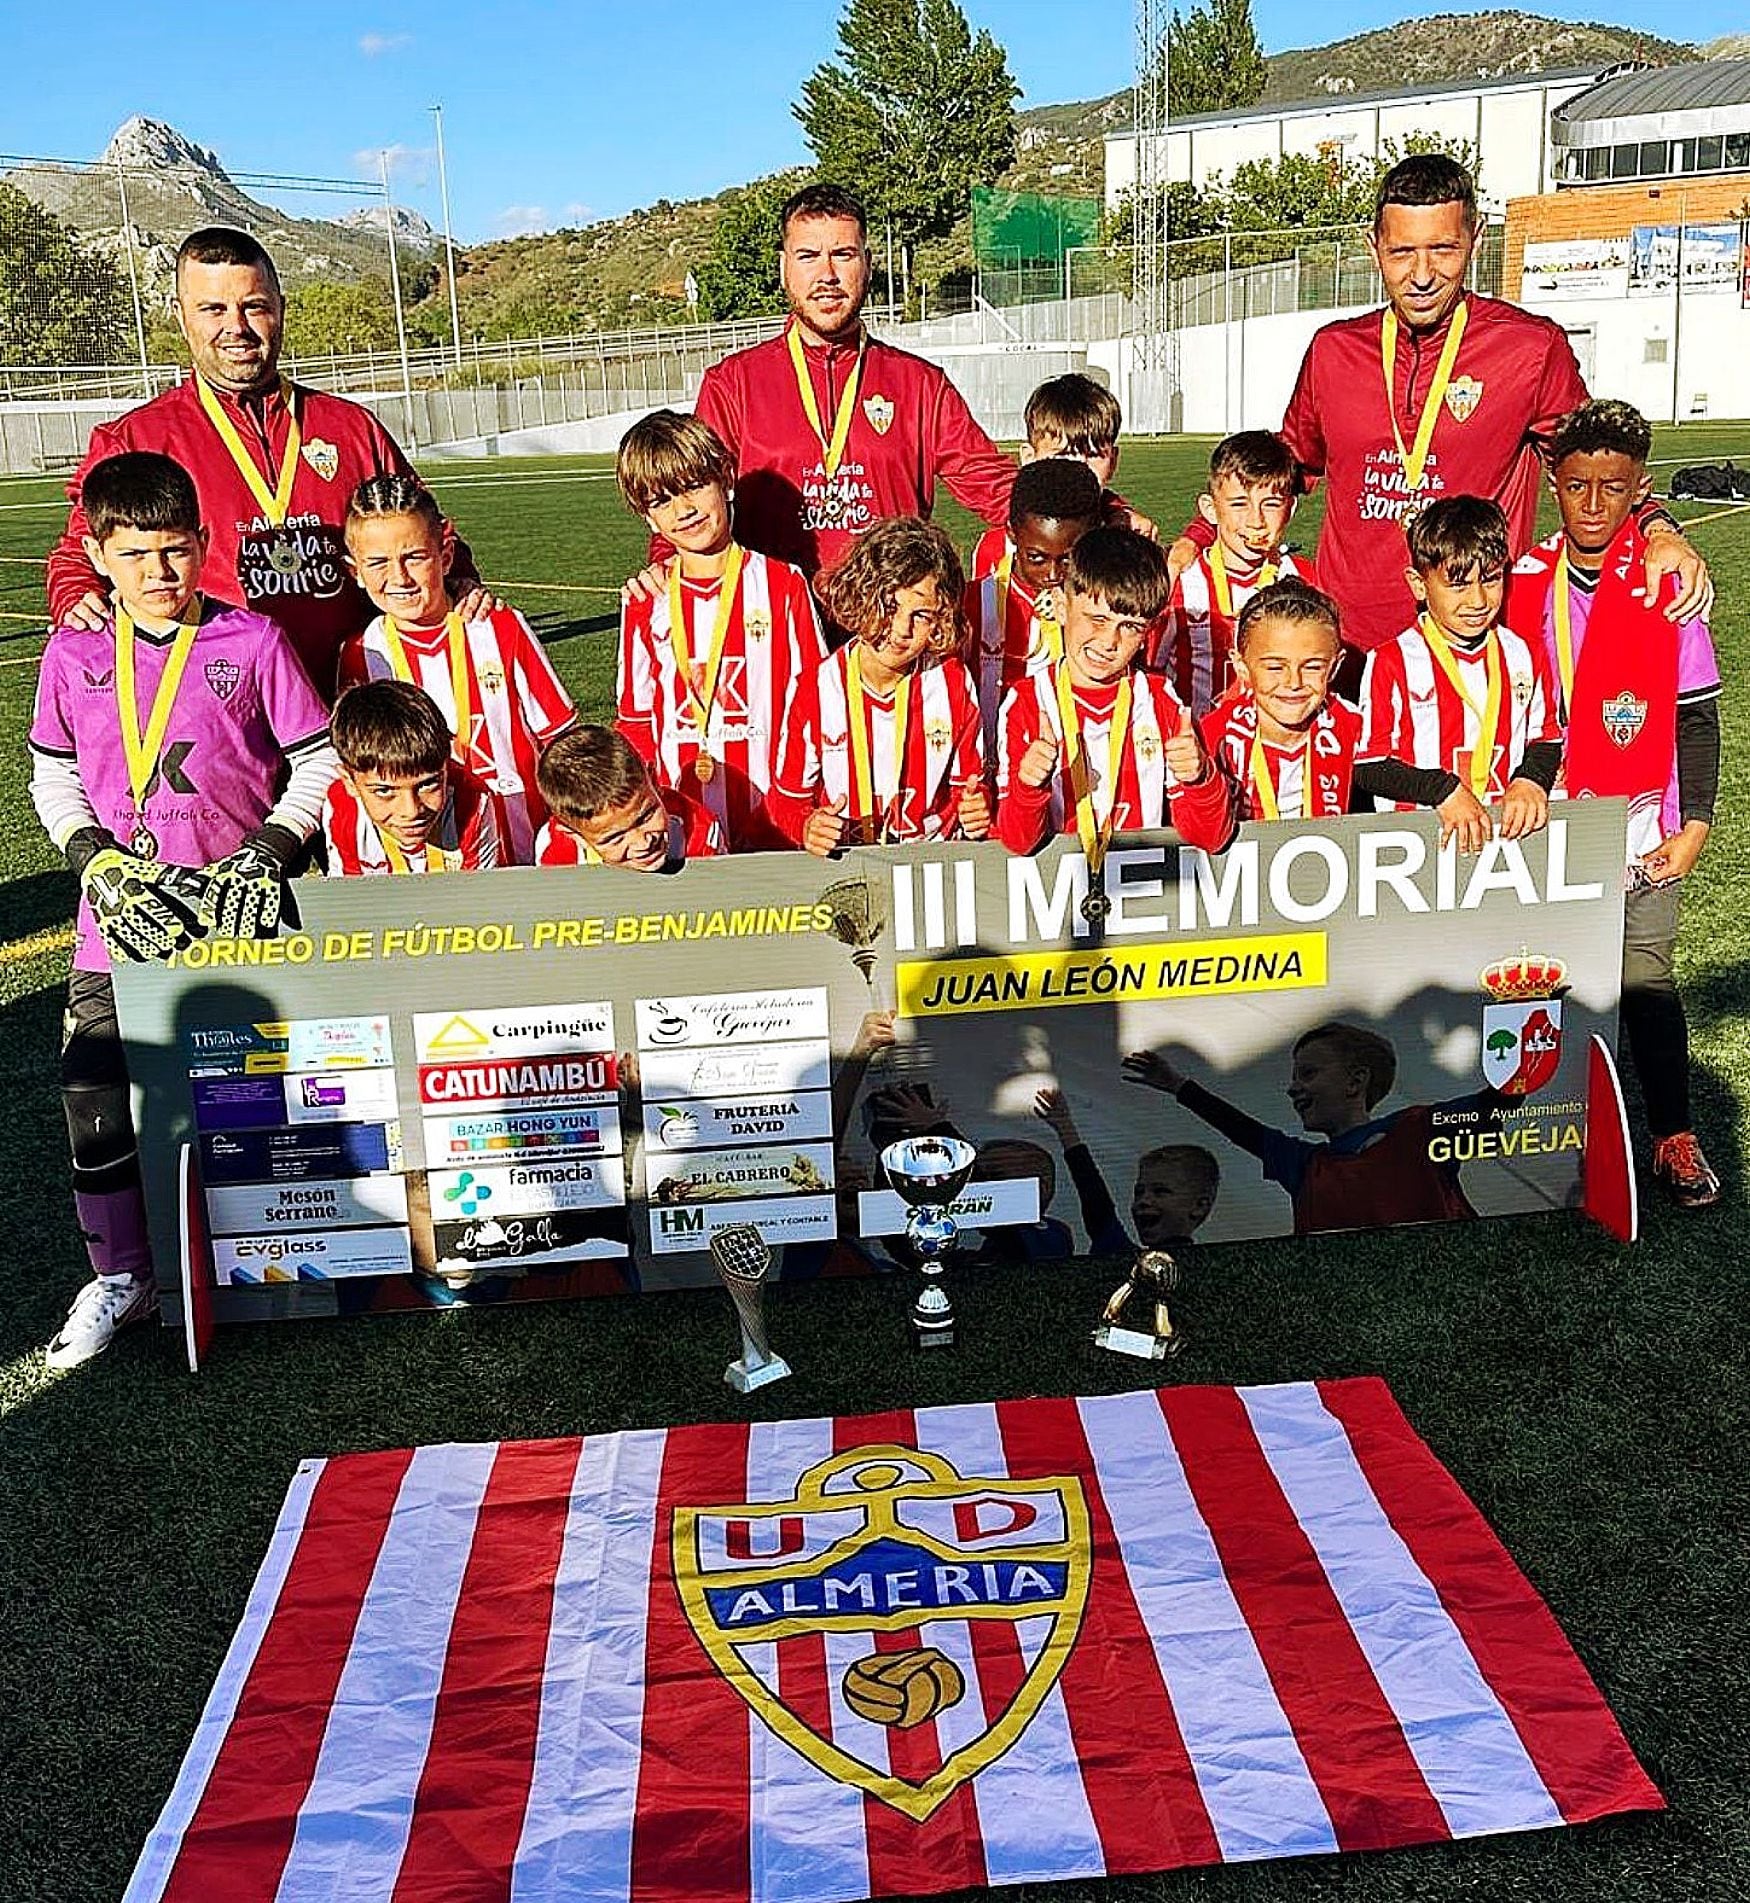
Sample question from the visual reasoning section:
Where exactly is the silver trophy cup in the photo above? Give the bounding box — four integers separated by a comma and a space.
708, 1224, 792, 1392
880, 1135, 978, 1349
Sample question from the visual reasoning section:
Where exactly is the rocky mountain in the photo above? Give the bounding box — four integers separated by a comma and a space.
2, 115, 435, 299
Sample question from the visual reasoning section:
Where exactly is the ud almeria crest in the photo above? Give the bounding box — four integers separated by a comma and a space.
674, 1445, 1090, 1819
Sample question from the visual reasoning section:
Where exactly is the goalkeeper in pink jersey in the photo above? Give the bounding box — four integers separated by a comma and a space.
28, 452, 335, 1368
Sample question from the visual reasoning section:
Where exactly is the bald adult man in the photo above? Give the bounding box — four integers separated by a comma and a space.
1172, 155, 1707, 652
46, 227, 486, 692
650, 182, 1016, 584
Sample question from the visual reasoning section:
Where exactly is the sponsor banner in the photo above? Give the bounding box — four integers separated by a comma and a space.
638, 1038, 833, 1103
192, 1075, 287, 1132
214, 1227, 413, 1285
429, 1156, 628, 1217
634, 987, 830, 1050
643, 1090, 835, 1152
646, 1142, 837, 1205
183, 1015, 394, 1077
413, 1001, 615, 1064
432, 1205, 631, 1274
206, 1175, 410, 1237
422, 1103, 623, 1167
199, 1122, 402, 1186
417, 1050, 619, 1110
1521, 236, 1631, 302
858, 1178, 1042, 1238
647, 1194, 837, 1256
284, 1067, 400, 1126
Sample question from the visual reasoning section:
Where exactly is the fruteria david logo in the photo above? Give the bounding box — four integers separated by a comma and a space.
1479, 952, 1567, 1097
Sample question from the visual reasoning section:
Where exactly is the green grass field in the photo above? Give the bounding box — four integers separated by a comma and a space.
1, 433, 1746, 1902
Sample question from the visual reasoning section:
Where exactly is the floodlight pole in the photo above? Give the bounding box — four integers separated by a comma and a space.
378, 150, 417, 441
1132, 0, 1174, 431
432, 104, 465, 369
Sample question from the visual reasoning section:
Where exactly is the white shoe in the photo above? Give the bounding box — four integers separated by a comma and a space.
45, 1273, 158, 1371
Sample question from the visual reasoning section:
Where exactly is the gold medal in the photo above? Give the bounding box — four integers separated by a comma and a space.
1054, 664, 1132, 901
267, 532, 304, 577
131, 824, 160, 861
695, 753, 716, 785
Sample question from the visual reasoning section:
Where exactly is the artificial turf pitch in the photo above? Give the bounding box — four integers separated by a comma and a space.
0, 433, 1745, 1902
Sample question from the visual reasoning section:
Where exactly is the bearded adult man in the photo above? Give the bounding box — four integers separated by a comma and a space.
1171, 155, 1708, 653
657, 182, 1016, 583
46, 227, 487, 692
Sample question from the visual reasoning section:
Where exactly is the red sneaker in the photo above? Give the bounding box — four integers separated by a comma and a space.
1651, 1132, 1720, 1209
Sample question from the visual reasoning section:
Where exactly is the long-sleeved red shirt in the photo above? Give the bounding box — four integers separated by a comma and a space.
1187, 295, 1589, 654
47, 378, 474, 695
680, 322, 1016, 581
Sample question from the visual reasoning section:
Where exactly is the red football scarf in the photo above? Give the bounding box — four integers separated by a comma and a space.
1205, 691, 1358, 820
1514, 520, 1677, 801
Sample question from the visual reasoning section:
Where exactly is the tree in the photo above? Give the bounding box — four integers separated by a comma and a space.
0, 184, 131, 366
694, 177, 799, 322
280, 278, 399, 360
1376, 133, 1484, 199
1167, 0, 1267, 118
795, 0, 1018, 298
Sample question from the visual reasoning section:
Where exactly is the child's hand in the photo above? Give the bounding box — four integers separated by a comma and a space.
803, 795, 849, 857
1495, 777, 1549, 842
1122, 1050, 1185, 1095
1163, 707, 1208, 785
1640, 820, 1710, 885
852, 1011, 896, 1060
1165, 534, 1199, 586
1436, 784, 1492, 854
451, 582, 506, 619
621, 559, 673, 606
1119, 506, 1159, 542
617, 1049, 641, 1095
1018, 732, 1060, 789
1033, 1086, 1081, 1147
956, 777, 992, 840
872, 1082, 947, 1136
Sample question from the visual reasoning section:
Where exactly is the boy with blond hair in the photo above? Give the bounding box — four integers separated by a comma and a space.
615, 409, 822, 851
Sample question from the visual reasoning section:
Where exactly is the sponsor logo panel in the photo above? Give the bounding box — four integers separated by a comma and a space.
206, 1175, 410, 1236
647, 1194, 837, 1256
646, 1142, 836, 1205
421, 1103, 622, 1166
643, 1091, 834, 1151
432, 1205, 631, 1274
634, 988, 829, 1050
199, 1122, 402, 1184
417, 1050, 620, 1110
413, 1001, 615, 1064
284, 1068, 400, 1125
214, 1227, 413, 1285
858, 1179, 1041, 1238
638, 1039, 831, 1102
183, 1015, 394, 1077
429, 1157, 627, 1216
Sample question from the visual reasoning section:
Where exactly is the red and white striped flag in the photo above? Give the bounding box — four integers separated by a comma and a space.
125, 1379, 1659, 1903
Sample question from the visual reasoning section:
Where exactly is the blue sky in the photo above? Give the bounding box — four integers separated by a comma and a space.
3, 0, 1744, 242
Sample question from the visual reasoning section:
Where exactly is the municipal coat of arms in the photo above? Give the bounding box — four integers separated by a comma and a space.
1443, 376, 1484, 423
863, 394, 895, 436
674, 1444, 1090, 1818
1479, 952, 1567, 1096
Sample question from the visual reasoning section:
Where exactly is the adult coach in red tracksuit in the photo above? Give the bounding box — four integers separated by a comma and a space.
46, 227, 485, 695
648, 182, 1015, 586
1171, 156, 1709, 655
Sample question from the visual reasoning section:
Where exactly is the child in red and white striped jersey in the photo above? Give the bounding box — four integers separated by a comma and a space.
1202, 578, 1362, 824
770, 518, 988, 855
968, 373, 1154, 578
337, 477, 575, 865
614, 411, 823, 852
963, 458, 1102, 757
1355, 495, 1561, 852
534, 725, 723, 871
995, 527, 1237, 856
323, 679, 505, 876
1155, 432, 1317, 720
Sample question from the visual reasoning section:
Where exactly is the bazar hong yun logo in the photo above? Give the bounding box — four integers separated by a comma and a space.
1479, 952, 1566, 1096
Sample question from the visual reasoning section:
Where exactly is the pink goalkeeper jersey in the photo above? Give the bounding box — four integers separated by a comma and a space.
30, 598, 331, 970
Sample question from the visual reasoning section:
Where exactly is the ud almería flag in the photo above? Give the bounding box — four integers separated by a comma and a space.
124, 1380, 1659, 1903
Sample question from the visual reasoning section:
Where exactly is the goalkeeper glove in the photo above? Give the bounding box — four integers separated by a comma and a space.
181, 824, 301, 940
77, 840, 201, 964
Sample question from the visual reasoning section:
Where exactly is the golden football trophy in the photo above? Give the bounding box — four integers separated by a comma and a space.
1094, 1248, 1185, 1360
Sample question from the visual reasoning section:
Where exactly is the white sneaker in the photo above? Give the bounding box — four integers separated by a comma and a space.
45, 1273, 158, 1371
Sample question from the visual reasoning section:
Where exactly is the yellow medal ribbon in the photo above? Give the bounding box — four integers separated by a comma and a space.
845, 646, 912, 838
381, 614, 473, 754
1247, 735, 1309, 822
195, 374, 303, 525
1552, 543, 1577, 720
990, 553, 1063, 666
115, 600, 202, 815
1209, 542, 1279, 621
380, 830, 457, 875
787, 324, 865, 482
1380, 299, 1469, 501
666, 545, 746, 765
1054, 665, 1133, 875
1420, 614, 1504, 798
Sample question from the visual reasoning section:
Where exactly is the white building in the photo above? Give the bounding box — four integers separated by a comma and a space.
1106, 68, 1606, 216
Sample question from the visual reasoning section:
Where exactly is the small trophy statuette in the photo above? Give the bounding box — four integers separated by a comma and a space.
709, 1223, 792, 1392
1093, 1248, 1185, 1360
880, 1135, 978, 1350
